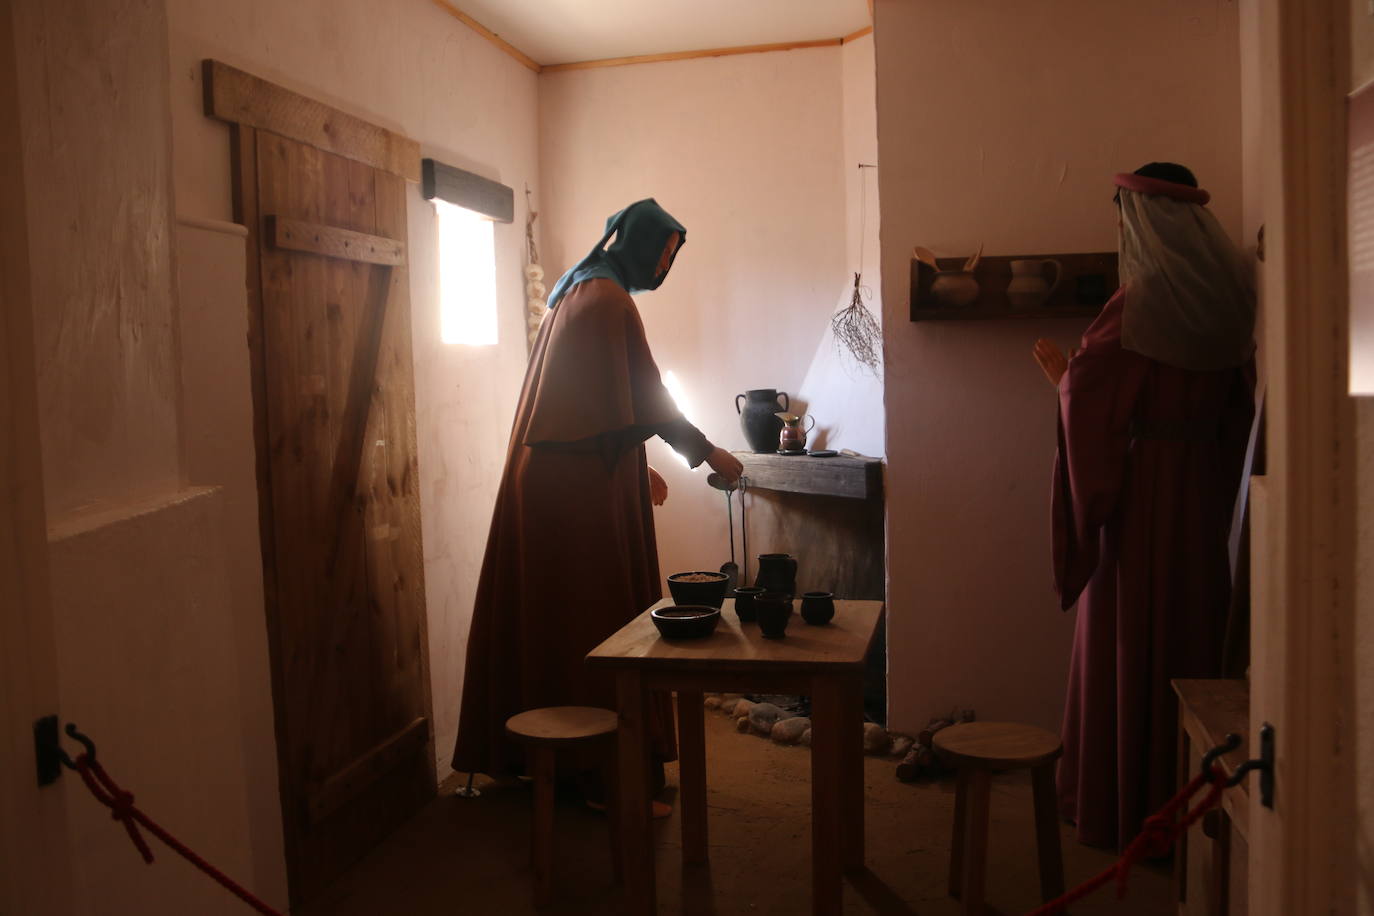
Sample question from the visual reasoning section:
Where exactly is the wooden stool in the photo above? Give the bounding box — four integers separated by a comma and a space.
934, 722, 1066, 915
505, 706, 621, 907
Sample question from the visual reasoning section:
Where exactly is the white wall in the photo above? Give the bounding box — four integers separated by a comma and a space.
165, 0, 542, 781
538, 47, 851, 578
875, 0, 1243, 733
795, 33, 885, 459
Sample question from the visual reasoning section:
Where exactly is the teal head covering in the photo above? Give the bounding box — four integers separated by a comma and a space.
546, 199, 686, 309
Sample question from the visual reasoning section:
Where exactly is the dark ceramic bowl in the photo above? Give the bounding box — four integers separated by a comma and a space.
651, 605, 721, 640
667, 571, 730, 609
732, 586, 766, 622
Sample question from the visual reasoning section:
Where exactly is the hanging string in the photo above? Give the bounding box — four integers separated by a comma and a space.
831, 163, 882, 375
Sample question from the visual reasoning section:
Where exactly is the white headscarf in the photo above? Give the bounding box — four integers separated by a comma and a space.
1115, 172, 1255, 371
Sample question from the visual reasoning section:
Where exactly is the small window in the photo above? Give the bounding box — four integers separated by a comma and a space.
435, 199, 498, 346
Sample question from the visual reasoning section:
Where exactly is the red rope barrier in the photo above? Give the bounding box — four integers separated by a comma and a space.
1023, 767, 1230, 916
72, 753, 285, 916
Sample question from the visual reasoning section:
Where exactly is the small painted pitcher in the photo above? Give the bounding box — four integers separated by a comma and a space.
775, 413, 816, 452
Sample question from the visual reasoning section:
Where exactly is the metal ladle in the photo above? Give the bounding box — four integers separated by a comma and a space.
707, 472, 742, 589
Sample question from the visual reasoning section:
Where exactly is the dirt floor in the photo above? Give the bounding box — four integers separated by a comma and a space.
303, 710, 1171, 915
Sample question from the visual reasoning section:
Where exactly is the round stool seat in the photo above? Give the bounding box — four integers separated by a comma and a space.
934, 722, 1062, 770
505, 706, 618, 745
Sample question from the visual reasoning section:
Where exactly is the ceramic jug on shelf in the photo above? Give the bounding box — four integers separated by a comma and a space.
931, 270, 980, 307
736, 389, 789, 453
775, 413, 815, 452
1007, 258, 1063, 309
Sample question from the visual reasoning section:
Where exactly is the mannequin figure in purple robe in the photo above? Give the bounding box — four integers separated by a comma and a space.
1032, 163, 1256, 850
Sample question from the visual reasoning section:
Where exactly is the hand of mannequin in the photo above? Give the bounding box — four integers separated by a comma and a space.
1033, 338, 1069, 387
705, 446, 744, 484
648, 466, 668, 506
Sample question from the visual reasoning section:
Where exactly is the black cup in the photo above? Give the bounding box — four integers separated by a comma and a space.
733, 586, 765, 622
800, 591, 835, 626
755, 592, 793, 639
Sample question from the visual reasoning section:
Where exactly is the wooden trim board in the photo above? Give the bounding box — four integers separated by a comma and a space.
306, 717, 430, 824
430, 0, 542, 72
203, 60, 420, 182
542, 37, 843, 73
266, 216, 405, 266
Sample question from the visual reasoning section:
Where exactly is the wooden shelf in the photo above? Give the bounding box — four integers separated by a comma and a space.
733, 451, 882, 501
910, 251, 1118, 322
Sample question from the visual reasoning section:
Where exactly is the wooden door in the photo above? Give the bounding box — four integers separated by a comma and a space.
1246, 1, 1358, 912
204, 61, 434, 903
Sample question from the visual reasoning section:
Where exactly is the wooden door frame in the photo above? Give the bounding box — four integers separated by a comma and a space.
1248, 0, 1358, 911
0, 1, 73, 909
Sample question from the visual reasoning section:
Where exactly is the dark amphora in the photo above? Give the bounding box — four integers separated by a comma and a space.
736, 389, 790, 453
755, 593, 793, 639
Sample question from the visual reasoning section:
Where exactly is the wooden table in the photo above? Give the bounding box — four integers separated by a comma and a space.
587, 597, 884, 915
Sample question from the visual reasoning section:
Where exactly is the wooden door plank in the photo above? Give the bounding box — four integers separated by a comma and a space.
266, 215, 406, 266
307, 717, 430, 824
371, 166, 434, 742
203, 60, 420, 181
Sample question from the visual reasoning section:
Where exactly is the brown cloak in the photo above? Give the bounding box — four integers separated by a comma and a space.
452, 278, 709, 776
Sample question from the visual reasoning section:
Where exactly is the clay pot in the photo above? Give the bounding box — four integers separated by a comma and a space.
736, 389, 790, 453
754, 593, 794, 639
931, 270, 980, 307
732, 586, 765, 623
776, 413, 816, 452
800, 591, 835, 626
755, 554, 797, 596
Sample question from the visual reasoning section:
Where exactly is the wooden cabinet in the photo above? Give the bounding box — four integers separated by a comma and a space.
1174, 679, 1250, 916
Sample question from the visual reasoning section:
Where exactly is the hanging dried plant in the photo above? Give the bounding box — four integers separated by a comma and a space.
523, 186, 545, 352
832, 272, 882, 375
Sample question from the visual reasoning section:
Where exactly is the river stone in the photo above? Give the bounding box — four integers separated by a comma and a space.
719, 693, 746, 715
731, 698, 755, 720
748, 702, 785, 735
800, 728, 812, 747
890, 733, 916, 759
863, 722, 891, 755
704, 694, 722, 709
771, 716, 811, 745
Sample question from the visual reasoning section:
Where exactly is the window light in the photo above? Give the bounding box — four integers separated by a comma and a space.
435, 199, 498, 346
661, 370, 696, 467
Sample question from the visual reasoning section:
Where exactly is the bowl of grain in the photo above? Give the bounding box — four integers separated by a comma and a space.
667, 571, 729, 608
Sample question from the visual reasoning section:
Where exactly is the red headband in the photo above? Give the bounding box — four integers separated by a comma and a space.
1113, 172, 1211, 206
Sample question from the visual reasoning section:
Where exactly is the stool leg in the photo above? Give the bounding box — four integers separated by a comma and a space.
532, 746, 556, 907
1032, 762, 1065, 902
604, 746, 624, 886
959, 769, 991, 916
949, 768, 969, 898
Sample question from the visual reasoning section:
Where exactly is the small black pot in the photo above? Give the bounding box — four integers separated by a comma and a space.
754, 593, 793, 639
800, 591, 835, 626
732, 586, 765, 622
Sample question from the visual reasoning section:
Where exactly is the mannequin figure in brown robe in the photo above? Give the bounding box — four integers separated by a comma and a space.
452, 200, 742, 805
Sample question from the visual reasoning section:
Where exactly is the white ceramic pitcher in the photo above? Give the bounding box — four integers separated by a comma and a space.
1007, 258, 1063, 309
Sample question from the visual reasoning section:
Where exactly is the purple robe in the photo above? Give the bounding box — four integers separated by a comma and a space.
1053, 290, 1254, 850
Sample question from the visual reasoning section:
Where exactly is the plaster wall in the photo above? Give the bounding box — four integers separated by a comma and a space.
11, 0, 284, 910
795, 33, 886, 460
537, 47, 849, 579
874, 0, 1243, 733
165, 0, 542, 778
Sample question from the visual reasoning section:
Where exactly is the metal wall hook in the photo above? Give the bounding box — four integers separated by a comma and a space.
1199, 723, 1274, 809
